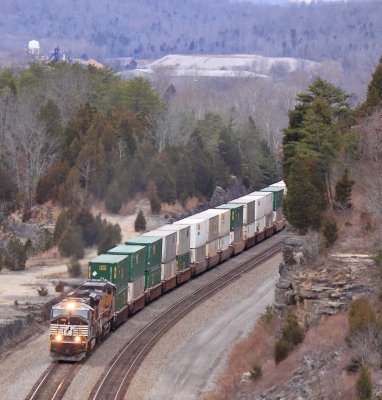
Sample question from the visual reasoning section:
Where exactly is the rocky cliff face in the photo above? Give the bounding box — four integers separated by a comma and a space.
275, 234, 374, 328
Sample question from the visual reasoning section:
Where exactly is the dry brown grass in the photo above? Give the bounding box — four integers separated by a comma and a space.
161, 201, 185, 217
205, 314, 353, 400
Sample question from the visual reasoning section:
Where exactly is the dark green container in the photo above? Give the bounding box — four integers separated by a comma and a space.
88, 254, 129, 287
261, 187, 284, 211
215, 204, 243, 231
115, 286, 128, 312
126, 236, 162, 268
144, 264, 162, 289
107, 245, 145, 281
176, 252, 191, 272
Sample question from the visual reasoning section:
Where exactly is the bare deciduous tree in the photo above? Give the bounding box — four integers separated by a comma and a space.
4, 94, 59, 208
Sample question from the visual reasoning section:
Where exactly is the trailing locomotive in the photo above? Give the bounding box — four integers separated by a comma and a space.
49, 181, 286, 361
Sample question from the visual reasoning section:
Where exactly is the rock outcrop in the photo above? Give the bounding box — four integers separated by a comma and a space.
275, 234, 373, 328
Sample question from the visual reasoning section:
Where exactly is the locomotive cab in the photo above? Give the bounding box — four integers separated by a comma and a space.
50, 299, 93, 361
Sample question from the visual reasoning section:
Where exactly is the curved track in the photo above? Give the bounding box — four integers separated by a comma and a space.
25, 362, 82, 400
90, 239, 282, 400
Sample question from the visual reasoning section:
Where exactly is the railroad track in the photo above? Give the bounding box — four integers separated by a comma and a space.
90, 238, 283, 400
25, 362, 82, 400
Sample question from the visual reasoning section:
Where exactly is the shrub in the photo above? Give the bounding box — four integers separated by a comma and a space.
54, 209, 74, 244
67, 258, 82, 278
249, 363, 262, 381
372, 249, 382, 268
282, 246, 296, 266
105, 180, 123, 213
260, 305, 275, 324
134, 210, 146, 232
3, 236, 30, 271
349, 298, 375, 334
321, 217, 338, 247
148, 180, 161, 214
97, 222, 122, 254
58, 224, 85, 259
274, 338, 290, 364
302, 230, 321, 263
37, 284, 49, 296
281, 313, 304, 346
356, 365, 372, 400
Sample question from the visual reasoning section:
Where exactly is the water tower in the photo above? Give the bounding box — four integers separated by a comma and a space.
28, 40, 40, 55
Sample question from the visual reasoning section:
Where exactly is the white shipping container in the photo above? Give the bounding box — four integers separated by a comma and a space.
206, 238, 219, 258
143, 230, 177, 263
229, 196, 256, 224
266, 212, 274, 228
190, 245, 206, 264
230, 227, 243, 244
161, 258, 176, 280
191, 212, 219, 242
243, 221, 256, 240
197, 209, 230, 237
270, 181, 287, 195
174, 218, 207, 248
273, 208, 283, 223
219, 234, 231, 251
255, 216, 266, 234
128, 275, 145, 302
157, 224, 190, 255
247, 191, 273, 217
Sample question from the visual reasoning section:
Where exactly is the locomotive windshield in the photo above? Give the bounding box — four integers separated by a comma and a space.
51, 308, 90, 320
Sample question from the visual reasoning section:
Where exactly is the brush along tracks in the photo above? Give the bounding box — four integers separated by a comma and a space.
25, 362, 82, 400
90, 239, 282, 400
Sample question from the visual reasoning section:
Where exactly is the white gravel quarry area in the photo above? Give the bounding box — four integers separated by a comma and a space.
0, 235, 282, 400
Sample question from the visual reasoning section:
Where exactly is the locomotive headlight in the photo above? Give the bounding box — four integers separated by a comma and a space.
55, 334, 63, 342
74, 336, 81, 343
66, 302, 75, 310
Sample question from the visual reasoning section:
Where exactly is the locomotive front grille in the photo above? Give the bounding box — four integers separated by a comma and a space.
50, 324, 88, 337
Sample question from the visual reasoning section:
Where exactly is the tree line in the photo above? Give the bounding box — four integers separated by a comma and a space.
283, 56, 382, 237
0, 62, 278, 216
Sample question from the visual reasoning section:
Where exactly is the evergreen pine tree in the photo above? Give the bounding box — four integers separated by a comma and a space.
134, 210, 147, 232
335, 168, 355, 213
285, 155, 323, 232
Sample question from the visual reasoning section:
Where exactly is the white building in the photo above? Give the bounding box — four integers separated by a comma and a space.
28, 40, 40, 55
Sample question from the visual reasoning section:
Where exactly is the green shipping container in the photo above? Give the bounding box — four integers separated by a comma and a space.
260, 187, 284, 211
107, 245, 145, 281
144, 264, 162, 289
115, 286, 128, 312
215, 204, 243, 231
176, 252, 191, 272
88, 254, 129, 287
126, 236, 162, 268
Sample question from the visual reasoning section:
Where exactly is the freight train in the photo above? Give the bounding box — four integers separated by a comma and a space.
49, 182, 286, 361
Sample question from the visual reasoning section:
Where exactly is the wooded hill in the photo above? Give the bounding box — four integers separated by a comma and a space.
0, 62, 278, 217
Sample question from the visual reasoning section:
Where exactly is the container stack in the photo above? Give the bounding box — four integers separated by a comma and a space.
106, 245, 146, 303
125, 237, 162, 291
174, 217, 207, 275
248, 191, 273, 230
157, 224, 191, 273
215, 204, 245, 254
199, 208, 231, 262
88, 254, 129, 312
142, 230, 177, 286
189, 211, 220, 268
260, 186, 284, 223
228, 196, 257, 241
